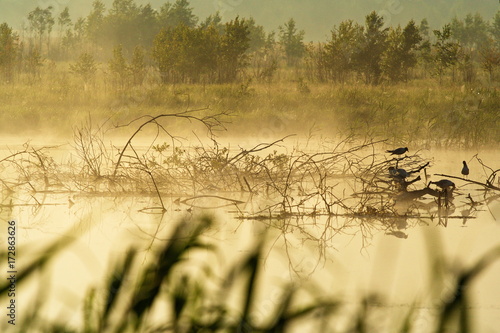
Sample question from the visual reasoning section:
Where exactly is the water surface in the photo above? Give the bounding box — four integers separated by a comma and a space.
1, 139, 499, 332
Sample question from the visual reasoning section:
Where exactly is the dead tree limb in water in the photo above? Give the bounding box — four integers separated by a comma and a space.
127, 143, 167, 212
434, 173, 500, 191
225, 134, 296, 166
112, 108, 228, 177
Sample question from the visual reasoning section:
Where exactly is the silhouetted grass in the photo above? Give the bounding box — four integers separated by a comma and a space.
1, 215, 499, 332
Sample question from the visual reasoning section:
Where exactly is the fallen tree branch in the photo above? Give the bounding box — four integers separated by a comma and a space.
112, 108, 227, 177
225, 134, 296, 166
434, 173, 500, 191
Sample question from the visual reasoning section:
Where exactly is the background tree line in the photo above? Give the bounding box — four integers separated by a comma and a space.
308, 11, 500, 84
1, 0, 500, 85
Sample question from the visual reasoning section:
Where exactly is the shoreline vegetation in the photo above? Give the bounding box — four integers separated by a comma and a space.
0, 1, 499, 146
0, 72, 499, 147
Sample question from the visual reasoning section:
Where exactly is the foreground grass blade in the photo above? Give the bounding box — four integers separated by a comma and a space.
99, 248, 137, 332
127, 216, 212, 329
436, 245, 500, 333
0, 234, 75, 295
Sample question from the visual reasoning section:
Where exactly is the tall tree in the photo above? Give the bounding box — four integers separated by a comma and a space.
419, 18, 430, 40
136, 4, 159, 47
109, 0, 137, 17
0, 23, 18, 81
278, 18, 305, 66
158, 2, 172, 27
130, 45, 147, 85
158, 0, 198, 28
153, 17, 249, 84
74, 17, 86, 43
382, 21, 422, 82
479, 38, 500, 81
490, 10, 500, 48
418, 18, 433, 76
57, 7, 72, 58
46, 8, 55, 54
57, 7, 72, 37
401, 20, 423, 68
218, 16, 250, 82
199, 11, 224, 33
153, 24, 218, 83
323, 19, 364, 82
246, 17, 266, 53
70, 52, 98, 89
450, 13, 489, 48
86, 0, 106, 46
109, 44, 129, 88
105, 0, 142, 53
433, 24, 460, 83
358, 11, 388, 84
27, 6, 55, 54
381, 26, 405, 82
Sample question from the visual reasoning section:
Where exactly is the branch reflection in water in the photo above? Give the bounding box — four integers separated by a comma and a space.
0, 111, 499, 331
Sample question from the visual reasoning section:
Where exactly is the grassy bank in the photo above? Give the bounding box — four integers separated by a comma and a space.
0, 65, 499, 147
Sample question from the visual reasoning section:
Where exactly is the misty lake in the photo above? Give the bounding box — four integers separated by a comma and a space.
1, 135, 499, 332
2, 0, 500, 331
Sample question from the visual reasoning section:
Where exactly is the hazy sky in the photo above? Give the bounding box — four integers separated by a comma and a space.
0, 0, 498, 41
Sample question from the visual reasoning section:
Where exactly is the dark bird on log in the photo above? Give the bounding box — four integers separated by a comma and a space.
461, 161, 469, 178
386, 147, 408, 155
389, 166, 409, 179
429, 179, 456, 191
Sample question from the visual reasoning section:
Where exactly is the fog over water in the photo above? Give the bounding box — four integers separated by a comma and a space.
1, 142, 499, 332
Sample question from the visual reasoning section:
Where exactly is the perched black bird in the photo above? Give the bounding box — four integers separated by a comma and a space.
386, 147, 409, 155
388, 166, 409, 179
430, 179, 456, 191
461, 161, 469, 178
